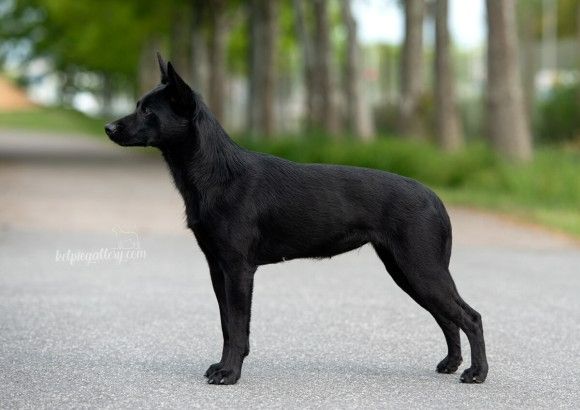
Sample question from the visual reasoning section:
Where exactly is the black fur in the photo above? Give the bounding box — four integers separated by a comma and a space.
105, 54, 488, 385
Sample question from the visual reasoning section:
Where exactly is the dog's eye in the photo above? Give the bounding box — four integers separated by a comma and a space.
143, 107, 152, 116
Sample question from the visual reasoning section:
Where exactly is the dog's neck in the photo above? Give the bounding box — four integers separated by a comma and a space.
160, 107, 247, 222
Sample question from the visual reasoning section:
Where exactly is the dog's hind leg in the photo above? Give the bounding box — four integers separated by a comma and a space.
433, 317, 463, 374
377, 238, 488, 383
373, 244, 463, 374
452, 295, 488, 383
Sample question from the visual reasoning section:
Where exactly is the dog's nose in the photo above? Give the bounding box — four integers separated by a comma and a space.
104, 123, 117, 136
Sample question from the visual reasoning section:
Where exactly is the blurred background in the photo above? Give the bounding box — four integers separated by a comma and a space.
0, 0, 579, 236
1, 2, 580, 406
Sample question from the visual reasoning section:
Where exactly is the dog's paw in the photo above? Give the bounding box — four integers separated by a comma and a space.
459, 366, 487, 383
204, 362, 223, 378
207, 368, 240, 385
436, 355, 462, 374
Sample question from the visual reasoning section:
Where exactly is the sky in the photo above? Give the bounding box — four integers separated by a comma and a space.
352, 0, 486, 48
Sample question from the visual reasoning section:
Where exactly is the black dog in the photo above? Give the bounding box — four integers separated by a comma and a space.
105, 54, 488, 385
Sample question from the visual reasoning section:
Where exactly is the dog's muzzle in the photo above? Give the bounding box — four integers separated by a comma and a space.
104, 123, 121, 137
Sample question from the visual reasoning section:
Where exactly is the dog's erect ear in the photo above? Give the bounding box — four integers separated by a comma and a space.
166, 61, 194, 113
157, 52, 168, 84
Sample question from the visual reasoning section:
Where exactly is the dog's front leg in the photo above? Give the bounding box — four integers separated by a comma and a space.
206, 260, 256, 385
204, 260, 230, 379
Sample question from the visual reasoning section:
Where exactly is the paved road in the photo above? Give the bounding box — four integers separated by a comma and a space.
1, 130, 579, 408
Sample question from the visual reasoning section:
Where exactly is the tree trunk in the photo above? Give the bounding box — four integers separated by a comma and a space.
576, 1, 580, 110
101, 73, 114, 117
58, 72, 72, 107
190, 0, 208, 97
434, 0, 462, 151
207, 0, 227, 123
519, 1, 536, 125
293, 0, 315, 129
380, 46, 397, 104
541, 0, 558, 71
171, 3, 193, 84
312, 0, 339, 135
398, 0, 425, 138
486, 0, 533, 161
247, 0, 278, 138
342, 0, 373, 140
139, 37, 163, 96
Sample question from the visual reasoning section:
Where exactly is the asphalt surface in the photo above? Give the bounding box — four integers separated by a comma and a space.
1, 130, 579, 408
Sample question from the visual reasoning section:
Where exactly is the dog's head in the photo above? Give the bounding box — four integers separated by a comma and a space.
105, 53, 195, 148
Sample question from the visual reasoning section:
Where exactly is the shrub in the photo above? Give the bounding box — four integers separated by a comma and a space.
538, 82, 580, 143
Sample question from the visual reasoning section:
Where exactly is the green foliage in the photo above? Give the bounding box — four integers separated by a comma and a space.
517, 0, 579, 39
37, 0, 156, 75
554, 0, 580, 37
0, 0, 306, 93
463, 148, 580, 209
537, 82, 580, 143
0, 0, 174, 91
